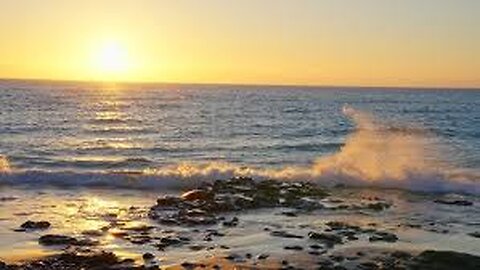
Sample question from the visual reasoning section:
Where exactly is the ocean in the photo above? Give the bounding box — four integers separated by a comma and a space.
1, 80, 480, 266
0, 79, 479, 194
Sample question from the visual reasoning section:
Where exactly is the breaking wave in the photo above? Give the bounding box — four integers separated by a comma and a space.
1, 107, 479, 194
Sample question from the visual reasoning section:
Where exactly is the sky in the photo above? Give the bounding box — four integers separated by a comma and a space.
0, 0, 479, 87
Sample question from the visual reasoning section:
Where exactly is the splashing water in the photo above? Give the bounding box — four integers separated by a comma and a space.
141, 106, 479, 194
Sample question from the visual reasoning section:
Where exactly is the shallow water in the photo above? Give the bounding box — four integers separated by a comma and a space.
0, 186, 478, 265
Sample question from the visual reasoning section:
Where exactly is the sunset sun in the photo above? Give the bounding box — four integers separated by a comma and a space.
92, 40, 131, 80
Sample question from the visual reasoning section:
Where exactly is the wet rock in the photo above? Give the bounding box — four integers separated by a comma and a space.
20, 220, 51, 230
222, 216, 239, 227
366, 202, 391, 211
155, 195, 182, 208
155, 236, 189, 250
270, 230, 304, 239
369, 231, 398, 242
284, 245, 303, 251
434, 199, 473, 206
189, 244, 205, 251
280, 211, 298, 217
6, 252, 121, 269
149, 177, 328, 227
257, 253, 269, 260
181, 189, 213, 202
468, 232, 480, 238
181, 261, 198, 269
358, 261, 379, 269
412, 250, 480, 270
143, 252, 155, 260
308, 232, 342, 247
81, 229, 105, 237
326, 221, 361, 231
391, 250, 412, 259
39, 234, 78, 246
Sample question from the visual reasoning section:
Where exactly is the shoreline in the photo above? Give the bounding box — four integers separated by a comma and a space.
1, 177, 479, 269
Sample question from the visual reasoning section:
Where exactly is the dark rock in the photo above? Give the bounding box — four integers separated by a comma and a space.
366, 202, 391, 211
270, 230, 304, 239
308, 232, 343, 247
155, 195, 182, 208
10, 252, 120, 269
325, 221, 360, 231
222, 216, 239, 227
391, 250, 412, 259
20, 220, 51, 230
434, 199, 473, 206
181, 261, 198, 269
143, 252, 155, 260
181, 189, 213, 202
280, 211, 298, 217
369, 231, 398, 242
257, 253, 269, 260
358, 261, 379, 269
412, 250, 480, 270
39, 234, 78, 246
468, 232, 480, 238
284, 245, 303, 251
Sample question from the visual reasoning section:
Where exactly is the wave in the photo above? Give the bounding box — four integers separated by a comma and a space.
1, 106, 479, 194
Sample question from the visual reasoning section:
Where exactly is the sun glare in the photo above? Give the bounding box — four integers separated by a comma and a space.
92, 40, 131, 80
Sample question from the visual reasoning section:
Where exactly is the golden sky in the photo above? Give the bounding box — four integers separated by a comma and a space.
0, 0, 479, 87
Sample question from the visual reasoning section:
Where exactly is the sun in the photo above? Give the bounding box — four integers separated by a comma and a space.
92, 40, 131, 80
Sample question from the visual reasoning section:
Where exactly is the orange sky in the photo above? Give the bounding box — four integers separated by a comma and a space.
0, 0, 479, 87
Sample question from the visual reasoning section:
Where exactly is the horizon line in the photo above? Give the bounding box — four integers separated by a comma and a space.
0, 76, 479, 91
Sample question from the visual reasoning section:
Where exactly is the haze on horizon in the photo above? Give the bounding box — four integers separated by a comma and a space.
0, 0, 479, 88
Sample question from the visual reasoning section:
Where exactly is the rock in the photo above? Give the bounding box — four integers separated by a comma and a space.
143, 252, 155, 260
326, 221, 361, 231
0, 261, 6, 270
358, 261, 379, 269
369, 231, 398, 242
412, 250, 480, 270
20, 220, 51, 230
391, 250, 412, 259
434, 199, 473, 206
181, 189, 213, 202
181, 261, 197, 269
188, 245, 205, 251
38, 234, 97, 246
39, 234, 78, 246
308, 232, 343, 247
155, 195, 182, 208
257, 254, 269, 260
270, 230, 304, 239
468, 232, 480, 238
222, 216, 239, 227
366, 202, 391, 211
280, 211, 298, 217
284, 245, 303, 251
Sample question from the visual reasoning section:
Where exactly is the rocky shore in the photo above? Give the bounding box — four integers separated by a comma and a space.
1, 177, 479, 269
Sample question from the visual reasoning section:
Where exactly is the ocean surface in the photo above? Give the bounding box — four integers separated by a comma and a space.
1, 80, 479, 194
